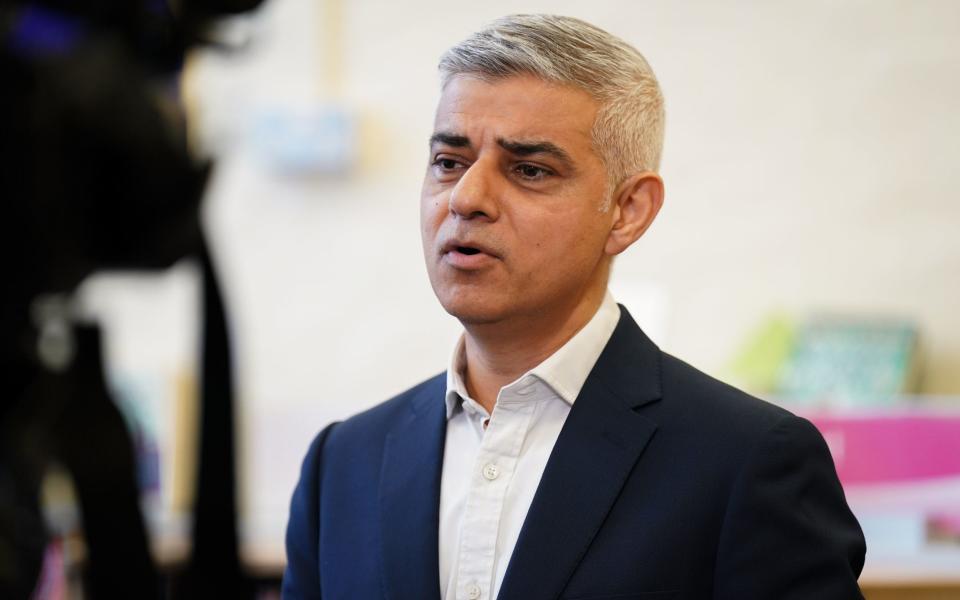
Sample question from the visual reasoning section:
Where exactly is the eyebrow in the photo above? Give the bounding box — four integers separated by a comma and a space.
496, 138, 573, 167
429, 132, 471, 148
429, 131, 574, 168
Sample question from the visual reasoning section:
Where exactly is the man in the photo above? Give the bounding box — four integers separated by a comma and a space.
283, 14, 866, 600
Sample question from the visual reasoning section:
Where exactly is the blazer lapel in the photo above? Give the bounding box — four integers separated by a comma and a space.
379, 375, 447, 600
498, 307, 663, 600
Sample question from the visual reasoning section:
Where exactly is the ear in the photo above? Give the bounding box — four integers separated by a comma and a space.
605, 172, 664, 256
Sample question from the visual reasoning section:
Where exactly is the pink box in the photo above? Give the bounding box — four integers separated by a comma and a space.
801, 408, 960, 526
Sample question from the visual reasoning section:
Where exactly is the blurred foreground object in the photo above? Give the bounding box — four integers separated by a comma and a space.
0, 0, 264, 597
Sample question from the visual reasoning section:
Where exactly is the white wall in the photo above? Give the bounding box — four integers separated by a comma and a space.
177, 0, 960, 522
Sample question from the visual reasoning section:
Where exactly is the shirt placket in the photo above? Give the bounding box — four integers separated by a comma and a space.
453, 382, 538, 600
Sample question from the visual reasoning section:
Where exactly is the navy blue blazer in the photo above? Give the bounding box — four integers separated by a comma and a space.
283, 307, 866, 599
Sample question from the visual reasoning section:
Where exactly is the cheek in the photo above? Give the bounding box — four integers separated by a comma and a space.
525, 218, 606, 274
420, 194, 442, 232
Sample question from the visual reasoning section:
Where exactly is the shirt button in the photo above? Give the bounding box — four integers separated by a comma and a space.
466, 582, 481, 599
482, 463, 499, 480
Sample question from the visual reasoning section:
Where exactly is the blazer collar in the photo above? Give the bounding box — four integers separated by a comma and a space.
497, 305, 663, 600
379, 374, 447, 600
590, 304, 663, 409
444, 292, 622, 416
377, 306, 663, 600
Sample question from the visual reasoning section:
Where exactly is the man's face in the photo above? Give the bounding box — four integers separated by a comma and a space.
420, 74, 616, 326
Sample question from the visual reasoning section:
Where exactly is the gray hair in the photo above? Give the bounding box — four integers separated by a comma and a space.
439, 14, 665, 192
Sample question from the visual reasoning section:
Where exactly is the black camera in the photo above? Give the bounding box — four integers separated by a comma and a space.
1, 1, 264, 597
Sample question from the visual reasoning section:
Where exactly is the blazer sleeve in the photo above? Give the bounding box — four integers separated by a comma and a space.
713, 415, 866, 600
282, 423, 337, 600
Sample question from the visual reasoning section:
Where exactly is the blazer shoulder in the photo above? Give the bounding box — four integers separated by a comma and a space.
657, 351, 796, 442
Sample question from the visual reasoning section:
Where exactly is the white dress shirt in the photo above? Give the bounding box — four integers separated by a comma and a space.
439, 292, 621, 600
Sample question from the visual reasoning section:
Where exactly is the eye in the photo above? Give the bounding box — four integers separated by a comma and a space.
514, 163, 552, 181
435, 158, 460, 170
431, 155, 467, 180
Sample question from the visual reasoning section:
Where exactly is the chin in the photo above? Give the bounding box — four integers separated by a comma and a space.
436, 292, 508, 325
440, 302, 502, 325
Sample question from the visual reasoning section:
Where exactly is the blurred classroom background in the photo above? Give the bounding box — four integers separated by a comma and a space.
74, 0, 959, 598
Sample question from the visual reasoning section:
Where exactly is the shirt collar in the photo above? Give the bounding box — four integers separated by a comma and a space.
444, 291, 621, 419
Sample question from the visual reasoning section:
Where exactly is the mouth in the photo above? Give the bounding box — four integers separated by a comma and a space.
441, 239, 499, 269
441, 238, 498, 257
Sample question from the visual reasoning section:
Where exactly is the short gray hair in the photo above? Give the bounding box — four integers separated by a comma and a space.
439, 14, 665, 190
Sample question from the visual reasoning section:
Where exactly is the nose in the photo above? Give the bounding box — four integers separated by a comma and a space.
448, 158, 500, 221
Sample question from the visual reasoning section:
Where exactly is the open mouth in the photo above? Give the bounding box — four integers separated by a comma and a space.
457, 246, 481, 255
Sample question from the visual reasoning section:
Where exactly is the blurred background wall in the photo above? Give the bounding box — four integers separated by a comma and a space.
82, 0, 960, 555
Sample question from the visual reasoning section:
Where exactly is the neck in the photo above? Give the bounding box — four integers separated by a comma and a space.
461, 284, 607, 414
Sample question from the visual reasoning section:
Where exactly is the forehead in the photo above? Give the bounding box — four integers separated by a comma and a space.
432, 74, 599, 150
